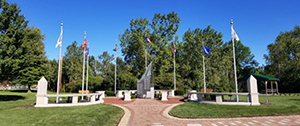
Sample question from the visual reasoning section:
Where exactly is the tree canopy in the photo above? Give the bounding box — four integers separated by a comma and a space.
1, 0, 299, 94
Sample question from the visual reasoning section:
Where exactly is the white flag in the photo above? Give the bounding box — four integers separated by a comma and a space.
231, 27, 239, 41
55, 23, 63, 48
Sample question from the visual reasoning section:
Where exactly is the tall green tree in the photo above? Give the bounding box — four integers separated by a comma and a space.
14, 27, 47, 92
119, 18, 150, 77
44, 59, 58, 91
98, 51, 114, 90
179, 26, 227, 91
119, 12, 180, 89
264, 26, 300, 93
116, 57, 137, 90
150, 12, 180, 89
63, 41, 83, 92
0, 0, 28, 82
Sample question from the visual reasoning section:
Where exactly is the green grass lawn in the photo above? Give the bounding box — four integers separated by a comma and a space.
0, 90, 124, 126
170, 95, 300, 118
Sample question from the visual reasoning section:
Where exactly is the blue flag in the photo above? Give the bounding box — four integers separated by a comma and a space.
85, 46, 89, 57
202, 45, 210, 55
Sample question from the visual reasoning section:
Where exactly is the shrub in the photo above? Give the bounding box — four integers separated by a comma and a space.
131, 94, 136, 99
155, 93, 162, 98
106, 90, 115, 96
175, 90, 185, 96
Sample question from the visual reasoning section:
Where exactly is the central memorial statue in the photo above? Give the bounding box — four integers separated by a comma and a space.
137, 61, 154, 98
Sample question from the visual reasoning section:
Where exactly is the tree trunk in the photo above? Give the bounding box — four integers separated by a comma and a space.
27, 85, 31, 93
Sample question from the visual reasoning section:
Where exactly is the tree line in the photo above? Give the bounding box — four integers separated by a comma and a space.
0, 0, 299, 93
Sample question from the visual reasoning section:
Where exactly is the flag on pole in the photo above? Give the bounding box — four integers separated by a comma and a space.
231, 27, 240, 41
202, 45, 210, 55
113, 43, 118, 52
173, 41, 176, 53
81, 38, 87, 49
145, 36, 152, 44
85, 45, 89, 57
55, 22, 63, 48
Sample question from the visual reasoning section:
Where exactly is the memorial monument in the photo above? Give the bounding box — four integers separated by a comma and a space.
137, 61, 154, 98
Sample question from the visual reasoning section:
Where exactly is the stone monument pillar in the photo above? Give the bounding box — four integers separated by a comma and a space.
247, 75, 260, 105
35, 77, 48, 107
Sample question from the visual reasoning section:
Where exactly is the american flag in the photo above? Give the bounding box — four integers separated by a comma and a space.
146, 36, 152, 44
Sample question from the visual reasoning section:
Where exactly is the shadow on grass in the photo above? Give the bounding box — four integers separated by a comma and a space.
0, 95, 25, 101
9, 90, 37, 93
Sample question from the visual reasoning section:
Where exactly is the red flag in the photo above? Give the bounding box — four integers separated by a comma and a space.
174, 47, 177, 53
81, 38, 87, 49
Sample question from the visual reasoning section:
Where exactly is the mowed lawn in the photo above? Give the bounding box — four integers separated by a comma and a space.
0, 90, 124, 126
170, 95, 300, 118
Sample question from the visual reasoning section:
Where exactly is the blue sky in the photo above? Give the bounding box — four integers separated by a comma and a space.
10, 0, 300, 65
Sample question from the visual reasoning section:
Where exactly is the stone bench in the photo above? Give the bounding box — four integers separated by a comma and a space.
117, 90, 137, 98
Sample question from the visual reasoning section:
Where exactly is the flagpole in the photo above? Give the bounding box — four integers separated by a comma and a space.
86, 43, 89, 95
173, 42, 176, 91
114, 40, 117, 95
56, 22, 63, 103
145, 38, 147, 69
231, 19, 239, 102
81, 31, 86, 101
202, 41, 206, 93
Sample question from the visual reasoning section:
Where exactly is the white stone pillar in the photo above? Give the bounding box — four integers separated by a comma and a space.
35, 77, 48, 107
189, 90, 198, 101
216, 95, 222, 104
91, 95, 96, 102
247, 75, 260, 105
72, 96, 78, 104
169, 90, 175, 97
161, 90, 168, 101
271, 81, 274, 95
265, 81, 268, 94
124, 91, 131, 101
117, 90, 124, 98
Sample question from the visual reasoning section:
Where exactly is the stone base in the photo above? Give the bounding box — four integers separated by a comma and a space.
124, 91, 131, 101
161, 91, 168, 101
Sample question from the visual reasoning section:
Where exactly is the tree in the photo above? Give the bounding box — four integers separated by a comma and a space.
97, 51, 114, 90
63, 41, 83, 92
179, 26, 227, 91
98, 51, 114, 75
150, 12, 180, 89
44, 59, 58, 91
119, 12, 180, 89
0, 0, 28, 82
116, 57, 137, 90
14, 27, 47, 92
119, 18, 150, 77
264, 26, 300, 93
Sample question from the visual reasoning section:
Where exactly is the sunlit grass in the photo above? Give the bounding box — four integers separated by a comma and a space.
0, 90, 123, 126
170, 95, 300, 118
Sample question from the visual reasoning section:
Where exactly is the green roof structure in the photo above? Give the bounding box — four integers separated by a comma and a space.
238, 74, 280, 82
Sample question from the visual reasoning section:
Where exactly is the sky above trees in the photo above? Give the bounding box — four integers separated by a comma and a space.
10, 0, 300, 65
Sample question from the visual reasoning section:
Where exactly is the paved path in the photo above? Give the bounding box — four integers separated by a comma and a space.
104, 97, 300, 126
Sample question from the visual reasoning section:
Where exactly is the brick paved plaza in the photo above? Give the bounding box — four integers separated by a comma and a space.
104, 97, 300, 126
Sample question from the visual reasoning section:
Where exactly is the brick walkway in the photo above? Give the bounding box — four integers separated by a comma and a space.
104, 97, 300, 126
